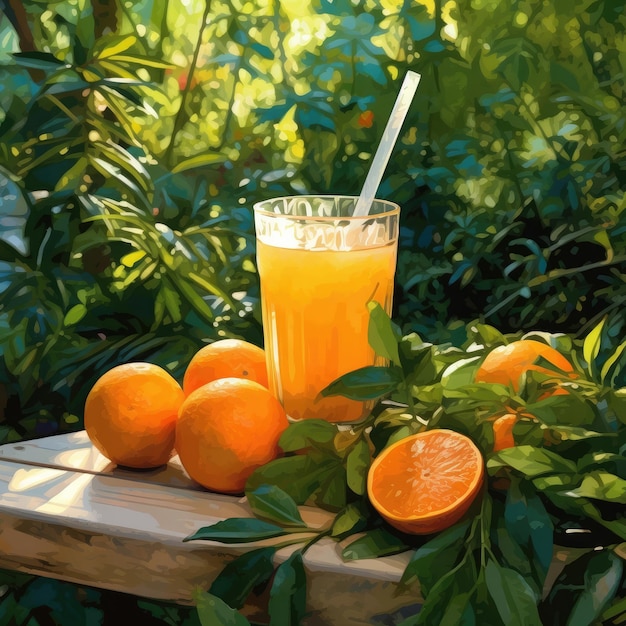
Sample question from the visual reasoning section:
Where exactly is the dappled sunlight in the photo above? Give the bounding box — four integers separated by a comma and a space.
8, 467, 68, 493
35, 472, 94, 515
52, 446, 110, 472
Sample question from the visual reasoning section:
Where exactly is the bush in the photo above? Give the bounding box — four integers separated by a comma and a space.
0, 0, 624, 433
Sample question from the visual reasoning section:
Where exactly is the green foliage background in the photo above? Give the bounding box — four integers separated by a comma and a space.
0, 0, 625, 622
0, 0, 625, 442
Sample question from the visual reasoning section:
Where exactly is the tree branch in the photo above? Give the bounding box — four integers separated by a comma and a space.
2, 0, 36, 52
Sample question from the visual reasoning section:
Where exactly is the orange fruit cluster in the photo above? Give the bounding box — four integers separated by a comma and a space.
84, 339, 287, 494
476, 339, 576, 451
364, 339, 578, 536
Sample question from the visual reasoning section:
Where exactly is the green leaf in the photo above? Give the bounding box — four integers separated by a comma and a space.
487, 446, 578, 478
346, 439, 370, 495
600, 338, 626, 386
63, 303, 87, 326
504, 479, 553, 579
399, 520, 471, 595
438, 592, 476, 626
246, 454, 344, 510
342, 528, 410, 561
566, 550, 623, 626
525, 393, 597, 428
96, 35, 137, 59
415, 567, 459, 624
208, 547, 276, 610
246, 485, 307, 528
172, 153, 228, 174
466, 322, 507, 347
320, 366, 404, 401
194, 591, 250, 626
577, 451, 626, 478
106, 54, 175, 69
570, 471, 626, 503
398, 334, 439, 386
583, 318, 605, 379
12, 51, 67, 71
441, 356, 481, 390
330, 503, 369, 539
367, 301, 401, 365
415, 553, 476, 626
608, 388, 626, 425
485, 559, 542, 626
183, 519, 290, 544
314, 462, 347, 511
278, 420, 337, 453
268, 552, 307, 626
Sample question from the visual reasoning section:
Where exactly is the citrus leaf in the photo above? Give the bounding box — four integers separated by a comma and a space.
569, 471, 626, 503
246, 454, 342, 508
399, 520, 471, 595
330, 503, 368, 538
183, 519, 290, 543
278, 420, 337, 453
208, 547, 276, 610
321, 366, 403, 401
504, 479, 553, 579
414, 552, 476, 626
485, 559, 542, 626
487, 445, 578, 478
566, 550, 623, 626
577, 450, 626, 476
398, 333, 439, 386
413, 569, 458, 626
342, 528, 410, 561
367, 301, 401, 365
346, 439, 370, 495
246, 485, 307, 528
268, 551, 306, 626
525, 393, 597, 428
194, 591, 250, 626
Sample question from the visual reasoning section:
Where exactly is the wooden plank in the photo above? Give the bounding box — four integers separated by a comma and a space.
0, 457, 419, 624
0, 431, 199, 490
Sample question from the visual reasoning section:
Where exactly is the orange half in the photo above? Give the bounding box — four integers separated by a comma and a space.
367, 429, 484, 535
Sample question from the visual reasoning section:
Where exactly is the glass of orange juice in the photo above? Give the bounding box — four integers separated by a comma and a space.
254, 195, 400, 424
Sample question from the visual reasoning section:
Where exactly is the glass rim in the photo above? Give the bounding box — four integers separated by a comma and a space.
253, 194, 400, 221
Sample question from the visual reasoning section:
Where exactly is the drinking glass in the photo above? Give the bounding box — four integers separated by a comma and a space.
254, 195, 400, 423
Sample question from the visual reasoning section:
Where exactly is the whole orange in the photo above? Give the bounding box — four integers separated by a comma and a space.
475, 339, 575, 393
182, 339, 268, 396
84, 362, 185, 468
176, 377, 288, 494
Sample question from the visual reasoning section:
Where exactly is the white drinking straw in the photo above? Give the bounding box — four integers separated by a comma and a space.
353, 71, 421, 217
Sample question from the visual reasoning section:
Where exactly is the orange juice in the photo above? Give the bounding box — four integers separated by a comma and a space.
254, 196, 399, 423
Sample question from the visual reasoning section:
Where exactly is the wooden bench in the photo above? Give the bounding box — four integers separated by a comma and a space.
0, 431, 421, 625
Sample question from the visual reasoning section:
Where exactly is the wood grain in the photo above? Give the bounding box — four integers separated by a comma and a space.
0, 434, 420, 624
